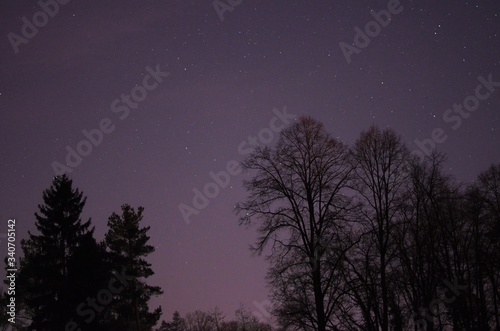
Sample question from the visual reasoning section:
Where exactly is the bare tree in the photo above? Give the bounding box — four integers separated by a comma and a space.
236, 120, 499, 330
208, 307, 225, 331
184, 310, 214, 331
392, 152, 456, 330
236, 117, 355, 331
349, 126, 410, 331
467, 164, 500, 330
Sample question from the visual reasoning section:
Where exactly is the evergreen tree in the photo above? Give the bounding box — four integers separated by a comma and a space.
104, 204, 163, 330
158, 311, 186, 331
169, 311, 185, 331
17, 175, 108, 330
155, 311, 185, 331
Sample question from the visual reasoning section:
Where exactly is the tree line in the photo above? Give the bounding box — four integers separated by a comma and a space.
157, 306, 274, 331
1, 117, 498, 330
235, 117, 500, 331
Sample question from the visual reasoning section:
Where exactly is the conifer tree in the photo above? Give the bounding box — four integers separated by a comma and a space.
169, 311, 185, 331
17, 175, 108, 330
104, 204, 163, 330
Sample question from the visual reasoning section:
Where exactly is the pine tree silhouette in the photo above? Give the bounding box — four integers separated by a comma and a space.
17, 175, 108, 330
104, 204, 163, 330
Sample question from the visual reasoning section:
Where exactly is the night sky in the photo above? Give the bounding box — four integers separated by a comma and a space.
1, 0, 499, 323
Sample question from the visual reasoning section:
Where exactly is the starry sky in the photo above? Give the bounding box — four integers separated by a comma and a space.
1, 0, 499, 323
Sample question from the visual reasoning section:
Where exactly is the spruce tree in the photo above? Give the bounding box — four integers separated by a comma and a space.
17, 175, 108, 330
169, 311, 185, 331
104, 204, 163, 330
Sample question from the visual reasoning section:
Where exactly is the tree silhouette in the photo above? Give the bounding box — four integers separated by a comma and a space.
184, 310, 213, 331
237, 118, 500, 330
236, 117, 355, 331
209, 307, 225, 331
157, 311, 185, 331
104, 204, 163, 330
16, 175, 108, 330
349, 126, 410, 331
170, 311, 186, 331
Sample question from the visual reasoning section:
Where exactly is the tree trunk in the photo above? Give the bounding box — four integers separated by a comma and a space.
312, 262, 326, 331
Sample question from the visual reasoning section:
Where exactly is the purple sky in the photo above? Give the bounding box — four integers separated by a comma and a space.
1, 0, 499, 323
